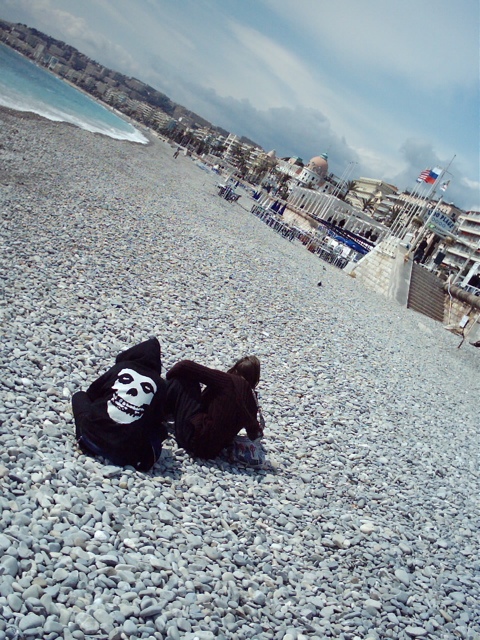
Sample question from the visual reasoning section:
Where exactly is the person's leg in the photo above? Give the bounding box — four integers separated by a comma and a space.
166, 378, 202, 450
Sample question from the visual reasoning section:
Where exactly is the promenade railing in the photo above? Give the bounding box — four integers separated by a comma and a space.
250, 203, 360, 269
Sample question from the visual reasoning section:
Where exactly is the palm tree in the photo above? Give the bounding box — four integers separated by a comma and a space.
355, 194, 377, 215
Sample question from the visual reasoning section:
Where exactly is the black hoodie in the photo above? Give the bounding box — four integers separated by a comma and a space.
72, 338, 167, 470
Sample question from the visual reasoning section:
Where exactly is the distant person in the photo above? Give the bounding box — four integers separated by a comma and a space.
414, 239, 428, 263
165, 356, 264, 459
72, 338, 168, 471
173, 147, 180, 159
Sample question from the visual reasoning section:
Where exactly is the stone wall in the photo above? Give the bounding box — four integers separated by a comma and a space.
347, 237, 412, 306
443, 285, 480, 342
342, 237, 480, 342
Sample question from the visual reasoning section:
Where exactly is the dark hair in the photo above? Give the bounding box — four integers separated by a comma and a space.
228, 355, 261, 389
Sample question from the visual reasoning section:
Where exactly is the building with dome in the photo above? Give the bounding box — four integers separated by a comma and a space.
274, 153, 329, 189
296, 153, 329, 188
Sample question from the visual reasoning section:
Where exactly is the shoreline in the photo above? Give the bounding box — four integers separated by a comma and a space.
0, 41, 152, 145
0, 101, 155, 147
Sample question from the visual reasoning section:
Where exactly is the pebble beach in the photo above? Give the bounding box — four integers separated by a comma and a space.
1, 107, 479, 640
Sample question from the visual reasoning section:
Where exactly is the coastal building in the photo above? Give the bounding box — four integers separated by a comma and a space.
219, 134, 267, 176
65, 68, 81, 83
296, 154, 329, 189
442, 211, 480, 292
53, 62, 68, 76
104, 88, 128, 107
245, 148, 276, 182
274, 154, 331, 190
276, 157, 304, 181
391, 191, 462, 231
48, 43, 65, 59
25, 34, 40, 48
151, 110, 175, 131
33, 43, 46, 60
321, 173, 349, 198
47, 56, 59, 71
81, 75, 96, 90
84, 62, 106, 79
135, 102, 154, 120
125, 77, 146, 93
222, 134, 241, 165
346, 177, 398, 220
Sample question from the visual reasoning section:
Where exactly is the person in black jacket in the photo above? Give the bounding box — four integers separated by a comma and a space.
165, 355, 264, 459
72, 338, 168, 471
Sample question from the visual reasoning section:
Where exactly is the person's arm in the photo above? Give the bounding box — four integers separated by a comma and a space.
166, 360, 231, 389
246, 419, 263, 441
245, 390, 264, 440
71, 391, 91, 440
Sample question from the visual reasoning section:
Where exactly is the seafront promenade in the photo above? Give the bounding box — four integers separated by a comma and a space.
1, 108, 479, 640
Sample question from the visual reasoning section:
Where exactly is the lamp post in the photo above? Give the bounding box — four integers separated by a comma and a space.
317, 161, 357, 221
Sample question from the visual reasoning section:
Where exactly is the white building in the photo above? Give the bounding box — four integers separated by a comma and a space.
347, 177, 398, 220
443, 211, 480, 292
295, 154, 329, 189
288, 186, 389, 243
223, 133, 241, 165
276, 157, 303, 180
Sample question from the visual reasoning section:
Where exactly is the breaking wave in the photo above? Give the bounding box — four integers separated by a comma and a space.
0, 43, 148, 144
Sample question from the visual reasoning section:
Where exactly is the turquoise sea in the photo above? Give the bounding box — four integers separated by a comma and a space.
0, 42, 148, 144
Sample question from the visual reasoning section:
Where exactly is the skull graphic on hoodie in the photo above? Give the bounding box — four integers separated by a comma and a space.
72, 338, 168, 470
108, 368, 157, 424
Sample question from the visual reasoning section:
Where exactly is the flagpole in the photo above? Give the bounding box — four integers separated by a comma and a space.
394, 182, 429, 239
404, 195, 445, 260
317, 161, 355, 221
389, 180, 428, 238
427, 155, 456, 201
399, 183, 433, 239
409, 155, 455, 237
397, 155, 456, 240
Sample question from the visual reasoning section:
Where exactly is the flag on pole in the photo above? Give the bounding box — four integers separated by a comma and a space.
440, 180, 450, 192
416, 169, 430, 183
425, 167, 442, 184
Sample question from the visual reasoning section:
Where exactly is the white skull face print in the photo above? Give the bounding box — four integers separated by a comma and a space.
107, 368, 157, 424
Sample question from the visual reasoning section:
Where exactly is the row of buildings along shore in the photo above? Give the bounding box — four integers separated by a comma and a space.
2, 19, 479, 294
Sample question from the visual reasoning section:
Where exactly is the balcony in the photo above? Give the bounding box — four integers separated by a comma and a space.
447, 244, 480, 260
458, 223, 480, 235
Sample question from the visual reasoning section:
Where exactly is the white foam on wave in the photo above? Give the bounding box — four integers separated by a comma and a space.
0, 93, 149, 145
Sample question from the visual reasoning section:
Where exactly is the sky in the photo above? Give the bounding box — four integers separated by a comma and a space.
1, 0, 479, 210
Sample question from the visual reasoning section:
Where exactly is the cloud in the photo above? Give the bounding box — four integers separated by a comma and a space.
226, 21, 318, 107
167, 73, 479, 209
2, 0, 477, 210
394, 139, 479, 210
148, 74, 358, 169
463, 177, 480, 192
2, 0, 139, 73
264, 0, 480, 91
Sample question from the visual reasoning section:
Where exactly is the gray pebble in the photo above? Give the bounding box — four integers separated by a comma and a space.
1, 111, 479, 640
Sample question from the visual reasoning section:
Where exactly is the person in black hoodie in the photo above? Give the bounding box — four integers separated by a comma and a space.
72, 337, 168, 471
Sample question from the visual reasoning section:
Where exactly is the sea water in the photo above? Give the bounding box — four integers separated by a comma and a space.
0, 42, 148, 144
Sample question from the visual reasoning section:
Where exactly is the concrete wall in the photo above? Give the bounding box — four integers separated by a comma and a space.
444, 287, 480, 342
349, 237, 480, 341
347, 237, 412, 306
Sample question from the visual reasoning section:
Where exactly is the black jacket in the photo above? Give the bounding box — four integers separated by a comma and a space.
72, 338, 167, 470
